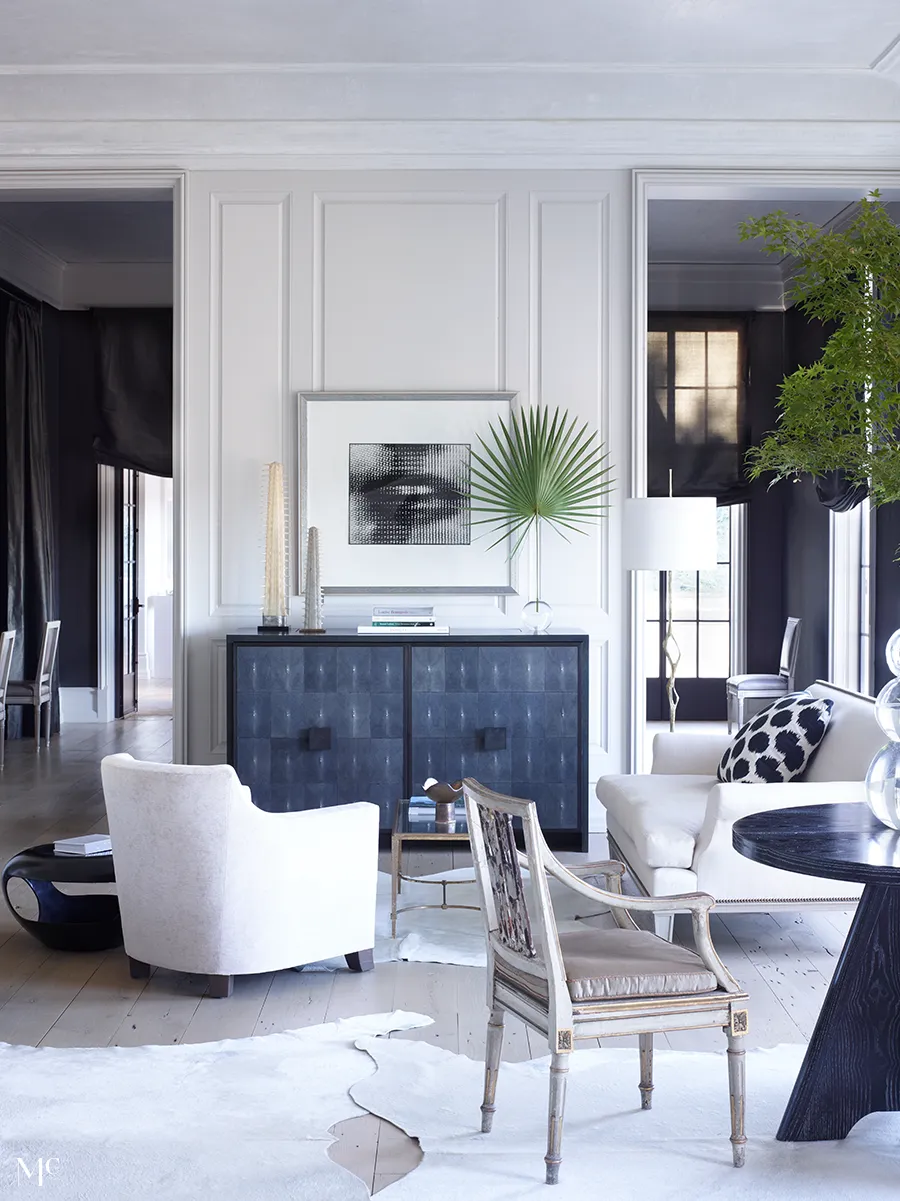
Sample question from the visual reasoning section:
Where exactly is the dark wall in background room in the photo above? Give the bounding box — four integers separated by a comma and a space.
56, 310, 99, 688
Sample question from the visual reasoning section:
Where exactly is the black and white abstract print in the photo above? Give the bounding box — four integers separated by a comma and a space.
348, 443, 471, 546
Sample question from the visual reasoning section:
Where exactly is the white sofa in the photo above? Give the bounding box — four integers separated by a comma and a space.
596, 682, 882, 937
101, 754, 380, 996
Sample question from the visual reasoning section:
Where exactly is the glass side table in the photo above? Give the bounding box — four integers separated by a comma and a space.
391, 799, 479, 938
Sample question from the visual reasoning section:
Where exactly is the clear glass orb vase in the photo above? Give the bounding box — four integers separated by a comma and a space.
866, 629, 900, 830
521, 521, 553, 635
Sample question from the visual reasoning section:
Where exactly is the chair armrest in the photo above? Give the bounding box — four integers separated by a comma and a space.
651, 732, 732, 775
539, 854, 741, 993
518, 851, 625, 890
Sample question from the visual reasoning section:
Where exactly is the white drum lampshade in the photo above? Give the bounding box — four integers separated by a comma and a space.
622, 497, 719, 571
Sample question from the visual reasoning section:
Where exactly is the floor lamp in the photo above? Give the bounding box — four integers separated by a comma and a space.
623, 496, 718, 731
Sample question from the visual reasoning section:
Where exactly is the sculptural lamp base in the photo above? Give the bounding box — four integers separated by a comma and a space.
521, 600, 553, 634
258, 615, 289, 635
866, 628, 900, 829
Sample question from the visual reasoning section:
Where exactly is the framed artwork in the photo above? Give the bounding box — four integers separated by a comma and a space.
298, 392, 517, 594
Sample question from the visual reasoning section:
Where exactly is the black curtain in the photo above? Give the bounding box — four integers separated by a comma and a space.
93, 308, 173, 477
5, 300, 59, 737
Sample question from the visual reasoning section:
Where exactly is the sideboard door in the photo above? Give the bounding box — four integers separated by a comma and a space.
232, 643, 405, 828
409, 643, 582, 839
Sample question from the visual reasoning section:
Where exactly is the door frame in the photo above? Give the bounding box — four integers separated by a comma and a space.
0, 168, 186, 760
630, 167, 900, 770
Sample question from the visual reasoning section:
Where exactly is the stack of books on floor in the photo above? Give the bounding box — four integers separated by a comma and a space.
54, 834, 113, 857
358, 606, 449, 634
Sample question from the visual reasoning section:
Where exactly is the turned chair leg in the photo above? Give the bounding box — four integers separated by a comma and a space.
33, 702, 41, 751
726, 1031, 747, 1167
639, 1033, 654, 1110
481, 1008, 505, 1132
208, 975, 234, 998
345, 949, 374, 972
128, 957, 151, 979
43, 701, 51, 747
545, 1052, 570, 1185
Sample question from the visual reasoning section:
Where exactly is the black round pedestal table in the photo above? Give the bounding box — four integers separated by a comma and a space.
733, 802, 900, 1142
1, 844, 121, 952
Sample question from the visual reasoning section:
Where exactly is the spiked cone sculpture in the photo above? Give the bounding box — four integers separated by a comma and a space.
302, 526, 325, 633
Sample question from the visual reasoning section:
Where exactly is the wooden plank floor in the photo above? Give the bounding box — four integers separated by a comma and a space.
0, 716, 851, 1192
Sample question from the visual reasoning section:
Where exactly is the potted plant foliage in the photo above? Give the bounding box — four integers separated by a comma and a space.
468, 405, 614, 632
740, 191, 900, 507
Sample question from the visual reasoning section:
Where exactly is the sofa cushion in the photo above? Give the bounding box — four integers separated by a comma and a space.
804, 682, 881, 783
495, 928, 718, 1004
717, 692, 833, 784
596, 774, 712, 868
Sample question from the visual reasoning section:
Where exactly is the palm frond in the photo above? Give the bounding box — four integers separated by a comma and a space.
467, 404, 616, 554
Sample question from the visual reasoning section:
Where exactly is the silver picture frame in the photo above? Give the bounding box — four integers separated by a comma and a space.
298, 391, 519, 595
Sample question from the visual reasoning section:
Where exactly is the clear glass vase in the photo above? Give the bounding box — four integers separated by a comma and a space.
866, 630, 900, 830
521, 522, 553, 634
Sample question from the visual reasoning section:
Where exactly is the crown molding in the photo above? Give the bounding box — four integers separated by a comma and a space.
0, 119, 899, 167
0, 220, 65, 305
872, 32, 900, 80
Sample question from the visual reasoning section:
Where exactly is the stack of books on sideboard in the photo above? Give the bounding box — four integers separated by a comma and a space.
357, 606, 449, 634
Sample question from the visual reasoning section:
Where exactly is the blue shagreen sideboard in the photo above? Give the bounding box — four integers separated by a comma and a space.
227, 630, 589, 850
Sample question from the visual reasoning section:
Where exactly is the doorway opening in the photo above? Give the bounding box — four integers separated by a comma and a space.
0, 173, 182, 755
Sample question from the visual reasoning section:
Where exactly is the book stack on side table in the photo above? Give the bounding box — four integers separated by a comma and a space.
358, 606, 449, 635
54, 834, 113, 857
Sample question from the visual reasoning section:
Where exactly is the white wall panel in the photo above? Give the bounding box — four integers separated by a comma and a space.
533, 198, 607, 612
213, 195, 289, 612
319, 197, 504, 390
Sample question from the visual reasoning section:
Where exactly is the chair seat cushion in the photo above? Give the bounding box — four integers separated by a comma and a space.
496, 927, 718, 1004
595, 774, 712, 868
726, 674, 788, 692
6, 682, 38, 700
561, 927, 719, 1000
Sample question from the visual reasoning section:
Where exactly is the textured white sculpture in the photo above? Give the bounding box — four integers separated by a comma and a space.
302, 526, 325, 632
262, 462, 289, 626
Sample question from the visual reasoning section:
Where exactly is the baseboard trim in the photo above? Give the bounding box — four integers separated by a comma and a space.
59, 686, 112, 724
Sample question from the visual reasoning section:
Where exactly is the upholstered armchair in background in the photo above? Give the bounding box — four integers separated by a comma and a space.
101, 754, 379, 997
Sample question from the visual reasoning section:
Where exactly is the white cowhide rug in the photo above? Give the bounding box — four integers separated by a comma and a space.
0, 1011, 431, 1201
353, 1037, 900, 1200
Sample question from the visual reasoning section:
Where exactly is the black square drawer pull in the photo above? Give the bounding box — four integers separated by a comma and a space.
481, 727, 507, 751
306, 727, 332, 751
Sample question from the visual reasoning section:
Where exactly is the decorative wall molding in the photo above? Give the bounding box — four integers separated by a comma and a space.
0, 64, 896, 125
209, 192, 291, 617
59, 687, 105, 723
2, 119, 900, 167
61, 261, 173, 308
211, 638, 227, 757
0, 220, 65, 305
648, 262, 787, 312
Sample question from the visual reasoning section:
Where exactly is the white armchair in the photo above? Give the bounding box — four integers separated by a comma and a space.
597, 682, 883, 936
101, 754, 379, 997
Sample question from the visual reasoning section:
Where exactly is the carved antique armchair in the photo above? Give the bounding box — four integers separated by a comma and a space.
463, 778, 749, 1186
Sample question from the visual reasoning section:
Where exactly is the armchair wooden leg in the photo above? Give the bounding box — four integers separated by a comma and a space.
128, 957, 151, 979
208, 974, 234, 998
639, 1033, 653, 1110
0, 719, 5, 771
726, 1031, 747, 1167
481, 1008, 505, 1132
33, 703, 41, 751
43, 701, 51, 747
345, 949, 374, 973
544, 1052, 569, 1185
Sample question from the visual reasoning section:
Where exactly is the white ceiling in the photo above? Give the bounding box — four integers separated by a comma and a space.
2, 0, 898, 68
0, 200, 172, 264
